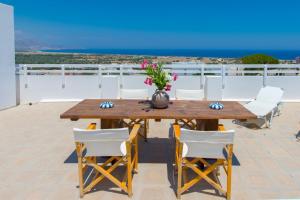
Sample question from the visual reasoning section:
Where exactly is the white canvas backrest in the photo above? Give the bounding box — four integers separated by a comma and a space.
175, 89, 204, 100
74, 128, 129, 157
256, 86, 284, 105
120, 89, 149, 99
180, 128, 234, 159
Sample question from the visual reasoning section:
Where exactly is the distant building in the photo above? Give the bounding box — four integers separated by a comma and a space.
296, 57, 300, 64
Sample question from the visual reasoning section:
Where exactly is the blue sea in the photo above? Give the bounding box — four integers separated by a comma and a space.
43, 49, 300, 60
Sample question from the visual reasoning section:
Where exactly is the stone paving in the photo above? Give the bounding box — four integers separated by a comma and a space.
0, 102, 300, 200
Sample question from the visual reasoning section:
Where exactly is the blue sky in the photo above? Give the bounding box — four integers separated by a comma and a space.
2, 0, 300, 49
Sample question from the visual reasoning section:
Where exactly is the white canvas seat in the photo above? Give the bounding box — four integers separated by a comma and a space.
174, 124, 235, 199
120, 89, 149, 141
73, 123, 140, 198
120, 89, 149, 99
243, 86, 284, 128
179, 128, 234, 159
175, 89, 204, 100
73, 127, 129, 156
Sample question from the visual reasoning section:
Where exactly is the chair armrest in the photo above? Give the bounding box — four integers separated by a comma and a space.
128, 124, 141, 143
87, 123, 97, 130
173, 124, 181, 141
218, 124, 225, 131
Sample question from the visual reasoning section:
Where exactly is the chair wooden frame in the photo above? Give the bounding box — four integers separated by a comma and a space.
175, 119, 225, 131
173, 124, 233, 200
121, 118, 149, 142
119, 89, 149, 142
175, 119, 197, 129
75, 123, 140, 198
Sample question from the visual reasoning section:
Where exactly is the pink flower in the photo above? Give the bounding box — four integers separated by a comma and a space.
141, 63, 146, 69
165, 84, 172, 91
172, 73, 178, 81
144, 77, 153, 86
152, 63, 157, 69
141, 59, 148, 69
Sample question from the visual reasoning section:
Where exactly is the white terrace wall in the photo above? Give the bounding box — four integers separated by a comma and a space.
17, 64, 300, 103
17, 64, 204, 103
0, 4, 16, 110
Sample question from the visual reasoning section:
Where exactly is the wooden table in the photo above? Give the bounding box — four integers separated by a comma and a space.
60, 99, 256, 131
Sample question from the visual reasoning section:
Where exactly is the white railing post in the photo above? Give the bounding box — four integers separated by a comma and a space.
222, 64, 225, 89
24, 64, 28, 88
263, 64, 268, 87
241, 65, 244, 76
120, 65, 123, 89
201, 64, 204, 89
61, 64, 65, 88
98, 64, 102, 88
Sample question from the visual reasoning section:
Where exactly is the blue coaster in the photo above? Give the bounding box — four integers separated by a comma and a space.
209, 102, 224, 110
100, 101, 114, 109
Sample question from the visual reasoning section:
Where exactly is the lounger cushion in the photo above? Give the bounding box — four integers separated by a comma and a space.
244, 101, 276, 117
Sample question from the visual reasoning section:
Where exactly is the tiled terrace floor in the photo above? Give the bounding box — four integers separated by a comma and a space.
0, 102, 300, 200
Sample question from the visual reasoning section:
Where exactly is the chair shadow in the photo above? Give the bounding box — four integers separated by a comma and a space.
64, 151, 111, 164
64, 150, 77, 163
232, 119, 264, 130
64, 124, 241, 197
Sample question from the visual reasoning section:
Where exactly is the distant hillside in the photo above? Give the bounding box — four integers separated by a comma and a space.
15, 52, 158, 64
15, 52, 294, 65
15, 52, 240, 64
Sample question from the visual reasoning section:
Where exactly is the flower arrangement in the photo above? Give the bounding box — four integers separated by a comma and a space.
141, 60, 178, 91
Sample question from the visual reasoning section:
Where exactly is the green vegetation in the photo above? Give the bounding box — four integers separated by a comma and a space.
16, 52, 287, 65
15, 53, 154, 64
241, 54, 279, 64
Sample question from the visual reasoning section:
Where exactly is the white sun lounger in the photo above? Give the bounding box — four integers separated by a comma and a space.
120, 89, 149, 100
243, 86, 284, 128
175, 89, 204, 100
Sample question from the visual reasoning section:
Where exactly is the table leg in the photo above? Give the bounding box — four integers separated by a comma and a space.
99, 119, 123, 165
100, 119, 123, 129
196, 119, 219, 131
196, 119, 220, 172
143, 119, 149, 142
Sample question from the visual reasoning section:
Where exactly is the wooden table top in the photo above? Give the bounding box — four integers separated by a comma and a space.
60, 99, 256, 121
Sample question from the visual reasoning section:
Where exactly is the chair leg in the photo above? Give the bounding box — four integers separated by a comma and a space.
227, 145, 233, 200
134, 136, 138, 172
177, 161, 182, 199
174, 141, 178, 174
126, 143, 133, 197
77, 157, 84, 198
75, 142, 84, 198
269, 110, 274, 128
177, 144, 183, 199
127, 165, 132, 197
275, 103, 282, 116
264, 116, 269, 128
144, 119, 148, 142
